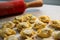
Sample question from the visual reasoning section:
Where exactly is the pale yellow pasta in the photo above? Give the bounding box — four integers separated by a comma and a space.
53, 32, 60, 40
2, 21, 15, 29
17, 22, 31, 31
25, 38, 34, 40
50, 20, 60, 29
4, 35, 18, 40
0, 29, 3, 37
13, 16, 24, 25
23, 14, 37, 24
20, 28, 36, 39
0, 28, 16, 38
39, 15, 50, 23
37, 29, 53, 38
0, 14, 59, 40
13, 19, 20, 25
33, 21, 46, 30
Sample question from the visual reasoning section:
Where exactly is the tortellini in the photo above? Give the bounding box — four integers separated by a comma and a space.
14, 14, 36, 24
50, 20, 60, 29
20, 28, 36, 39
33, 21, 46, 30
25, 38, 34, 40
23, 14, 37, 24
39, 15, 50, 23
37, 29, 53, 38
17, 22, 30, 31
2, 21, 15, 29
53, 32, 60, 40
0, 28, 16, 38
0, 14, 60, 40
13, 16, 24, 23
4, 35, 18, 40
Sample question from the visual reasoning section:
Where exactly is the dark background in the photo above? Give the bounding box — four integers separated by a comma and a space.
25, 0, 60, 5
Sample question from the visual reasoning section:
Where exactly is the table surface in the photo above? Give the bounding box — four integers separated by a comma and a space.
0, 4, 60, 26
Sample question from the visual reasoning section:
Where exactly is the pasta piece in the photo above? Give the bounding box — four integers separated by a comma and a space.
53, 32, 60, 40
50, 20, 60, 29
0, 28, 16, 38
33, 21, 46, 30
25, 38, 34, 40
2, 21, 15, 29
20, 28, 36, 39
4, 35, 18, 40
17, 22, 30, 31
37, 29, 53, 38
23, 14, 37, 24
39, 15, 50, 23
13, 16, 24, 24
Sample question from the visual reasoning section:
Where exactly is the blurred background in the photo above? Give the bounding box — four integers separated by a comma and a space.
25, 0, 60, 5
44, 0, 60, 5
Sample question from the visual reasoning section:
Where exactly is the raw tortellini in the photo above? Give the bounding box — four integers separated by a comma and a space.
13, 16, 24, 24
25, 38, 34, 40
0, 28, 16, 38
4, 35, 18, 40
50, 20, 60, 29
39, 15, 50, 23
37, 29, 53, 38
20, 28, 36, 39
24, 14, 37, 24
2, 21, 15, 29
17, 22, 30, 31
33, 21, 46, 30
53, 32, 60, 40
13, 14, 36, 24
0, 14, 60, 40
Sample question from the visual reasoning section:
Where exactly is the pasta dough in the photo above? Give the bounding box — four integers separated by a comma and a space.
23, 14, 37, 24
0, 14, 60, 40
17, 22, 30, 31
50, 20, 60, 29
33, 21, 46, 30
2, 21, 15, 29
54, 32, 60, 40
0, 28, 16, 37
4, 35, 18, 40
37, 29, 53, 38
39, 15, 50, 23
25, 38, 34, 40
20, 28, 36, 39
